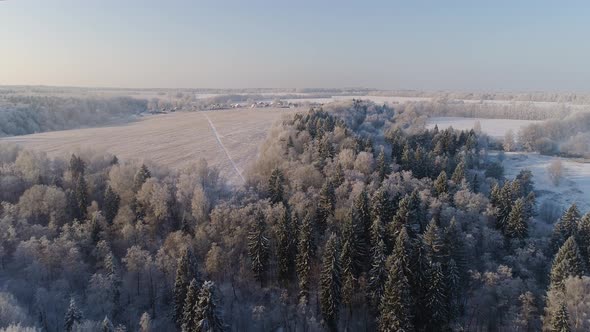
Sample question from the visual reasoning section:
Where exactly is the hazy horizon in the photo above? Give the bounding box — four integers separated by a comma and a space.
2, 0, 590, 91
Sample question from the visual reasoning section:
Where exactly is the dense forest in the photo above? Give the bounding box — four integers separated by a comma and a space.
0, 100, 588, 331
0, 96, 147, 136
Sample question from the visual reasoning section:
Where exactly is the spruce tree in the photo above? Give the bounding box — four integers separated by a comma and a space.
316, 180, 335, 236
69, 154, 86, 181
434, 171, 448, 197
352, 189, 371, 269
64, 297, 82, 332
376, 147, 390, 182
103, 185, 120, 225
378, 231, 414, 332
133, 164, 151, 192
74, 175, 89, 221
422, 219, 444, 264
551, 302, 572, 332
368, 238, 387, 309
268, 167, 285, 205
320, 234, 341, 332
248, 210, 270, 287
577, 213, 590, 264
505, 198, 528, 240
182, 279, 199, 332
551, 204, 581, 254
174, 249, 201, 327
451, 161, 465, 184
101, 316, 114, 332
194, 281, 226, 332
276, 204, 295, 284
425, 262, 448, 330
296, 213, 313, 301
550, 236, 586, 291
371, 188, 393, 233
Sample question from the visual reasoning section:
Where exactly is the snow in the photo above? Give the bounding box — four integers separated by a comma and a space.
426, 117, 540, 139
499, 152, 590, 214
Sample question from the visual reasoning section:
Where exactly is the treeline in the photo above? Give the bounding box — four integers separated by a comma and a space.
0, 101, 589, 331
517, 111, 590, 157
0, 95, 147, 137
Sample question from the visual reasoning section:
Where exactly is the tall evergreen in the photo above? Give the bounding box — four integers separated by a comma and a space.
64, 297, 82, 332
576, 213, 590, 264
181, 279, 199, 332
133, 164, 151, 192
268, 167, 285, 205
74, 174, 89, 221
316, 180, 335, 236
103, 185, 120, 225
371, 188, 393, 231
296, 213, 313, 301
276, 204, 295, 283
505, 198, 528, 240
551, 302, 572, 332
320, 234, 341, 332
376, 147, 390, 182
378, 230, 414, 332
101, 316, 114, 332
194, 281, 226, 332
174, 249, 201, 327
425, 262, 448, 330
248, 210, 270, 287
422, 219, 444, 264
550, 236, 586, 291
368, 238, 387, 309
451, 161, 465, 184
352, 189, 371, 268
434, 171, 448, 197
551, 204, 581, 254
69, 154, 86, 181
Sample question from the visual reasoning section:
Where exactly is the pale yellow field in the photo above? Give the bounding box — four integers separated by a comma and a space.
0, 108, 301, 184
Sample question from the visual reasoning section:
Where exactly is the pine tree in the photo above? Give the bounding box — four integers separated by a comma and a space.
69, 154, 86, 181
64, 297, 82, 332
376, 147, 390, 182
139, 312, 152, 332
182, 279, 199, 332
134, 164, 151, 192
425, 262, 448, 330
352, 189, 371, 268
276, 204, 295, 283
103, 185, 120, 225
368, 238, 387, 309
371, 188, 393, 232
74, 175, 89, 221
434, 171, 448, 197
378, 231, 414, 332
551, 302, 572, 332
104, 252, 121, 320
331, 163, 345, 187
296, 213, 313, 301
422, 219, 444, 264
443, 218, 467, 294
268, 167, 285, 205
471, 173, 480, 193
194, 281, 226, 332
320, 234, 341, 332
174, 249, 201, 327
451, 161, 465, 184
550, 236, 586, 291
316, 180, 335, 236
101, 316, 114, 332
505, 198, 528, 240
577, 213, 590, 264
248, 210, 270, 287
551, 204, 581, 254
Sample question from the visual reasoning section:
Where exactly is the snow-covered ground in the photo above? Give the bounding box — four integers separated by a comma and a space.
426, 117, 540, 139
499, 152, 590, 214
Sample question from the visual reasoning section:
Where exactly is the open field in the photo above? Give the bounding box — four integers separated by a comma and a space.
0, 107, 300, 185
426, 116, 541, 138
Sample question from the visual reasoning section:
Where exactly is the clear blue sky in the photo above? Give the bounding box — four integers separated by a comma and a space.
2, 0, 590, 91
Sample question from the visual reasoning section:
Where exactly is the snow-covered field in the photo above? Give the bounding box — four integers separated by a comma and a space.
500, 152, 590, 214
0, 108, 300, 185
426, 117, 540, 139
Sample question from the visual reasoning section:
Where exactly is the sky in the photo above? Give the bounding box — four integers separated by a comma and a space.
2, 0, 590, 91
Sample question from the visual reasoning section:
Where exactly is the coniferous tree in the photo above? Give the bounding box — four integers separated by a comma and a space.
551, 204, 581, 254
505, 198, 528, 240
551, 302, 572, 332
550, 236, 586, 291
182, 278, 199, 332
134, 164, 151, 192
379, 230, 414, 332
576, 213, 590, 264
248, 210, 270, 287
352, 189, 371, 267
174, 249, 201, 327
451, 161, 465, 184
425, 262, 448, 330
194, 281, 226, 332
74, 175, 89, 221
103, 185, 120, 225
276, 204, 295, 283
296, 213, 313, 301
422, 219, 444, 264
101, 316, 114, 332
64, 297, 82, 332
376, 147, 390, 182
371, 188, 393, 231
268, 167, 285, 205
434, 171, 448, 197
368, 238, 387, 309
320, 234, 341, 332
316, 180, 335, 236
104, 252, 121, 320
69, 154, 86, 181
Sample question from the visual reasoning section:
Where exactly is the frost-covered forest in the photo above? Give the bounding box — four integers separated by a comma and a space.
1, 100, 589, 332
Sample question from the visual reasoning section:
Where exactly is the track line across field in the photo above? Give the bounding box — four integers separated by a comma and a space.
203, 113, 246, 184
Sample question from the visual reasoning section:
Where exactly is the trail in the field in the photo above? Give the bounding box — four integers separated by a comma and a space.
203, 112, 246, 184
